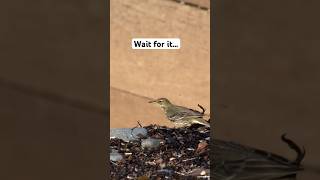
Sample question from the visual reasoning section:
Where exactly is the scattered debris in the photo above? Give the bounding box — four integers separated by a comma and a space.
141, 138, 163, 150
110, 149, 123, 162
110, 124, 210, 179
195, 141, 208, 155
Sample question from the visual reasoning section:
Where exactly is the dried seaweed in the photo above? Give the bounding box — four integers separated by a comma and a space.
110, 124, 210, 179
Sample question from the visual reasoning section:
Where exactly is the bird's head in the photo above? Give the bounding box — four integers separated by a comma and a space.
148, 98, 172, 108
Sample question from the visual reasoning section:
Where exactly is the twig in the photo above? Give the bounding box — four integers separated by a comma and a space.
197, 104, 206, 114
137, 120, 143, 128
281, 134, 306, 165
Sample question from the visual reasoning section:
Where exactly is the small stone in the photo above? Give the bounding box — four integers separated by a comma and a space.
110, 128, 148, 142
200, 170, 206, 175
110, 149, 123, 162
141, 138, 162, 150
195, 141, 208, 154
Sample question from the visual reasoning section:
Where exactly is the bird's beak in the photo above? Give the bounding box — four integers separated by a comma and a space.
148, 100, 156, 103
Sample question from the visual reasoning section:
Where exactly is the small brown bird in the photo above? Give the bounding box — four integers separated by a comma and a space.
149, 98, 210, 128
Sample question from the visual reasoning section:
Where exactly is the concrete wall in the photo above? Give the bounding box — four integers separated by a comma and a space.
110, 0, 211, 128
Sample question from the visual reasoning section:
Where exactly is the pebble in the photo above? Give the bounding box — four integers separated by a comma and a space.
141, 138, 163, 150
110, 128, 148, 142
110, 149, 123, 162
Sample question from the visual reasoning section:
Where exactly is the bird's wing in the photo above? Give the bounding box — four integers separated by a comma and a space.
167, 111, 196, 121
175, 106, 204, 117
213, 138, 304, 180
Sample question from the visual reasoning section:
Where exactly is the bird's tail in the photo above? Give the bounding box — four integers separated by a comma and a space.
190, 117, 210, 127
214, 134, 305, 180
